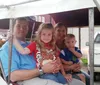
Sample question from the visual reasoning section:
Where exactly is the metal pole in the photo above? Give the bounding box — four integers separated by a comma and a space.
0, 59, 7, 83
8, 18, 14, 85
93, 0, 100, 11
89, 8, 94, 85
30, 22, 35, 41
79, 27, 81, 50
50, 15, 52, 23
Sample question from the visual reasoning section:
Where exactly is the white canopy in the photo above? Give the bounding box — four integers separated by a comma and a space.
0, 0, 97, 19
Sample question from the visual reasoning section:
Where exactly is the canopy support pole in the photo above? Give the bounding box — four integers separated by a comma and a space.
93, 0, 100, 11
8, 18, 14, 85
79, 27, 81, 50
30, 22, 35, 41
88, 8, 94, 85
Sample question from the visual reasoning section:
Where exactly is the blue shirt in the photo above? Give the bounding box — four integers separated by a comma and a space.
0, 41, 36, 77
60, 47, 82, 63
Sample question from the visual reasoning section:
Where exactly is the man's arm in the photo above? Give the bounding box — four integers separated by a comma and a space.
10, 60, 59, 82
10, 69, 39, 82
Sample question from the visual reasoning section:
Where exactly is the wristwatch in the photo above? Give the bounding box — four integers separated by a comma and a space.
38, 67, 44, 75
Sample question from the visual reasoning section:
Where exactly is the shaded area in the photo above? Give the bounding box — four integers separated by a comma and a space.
0, 19, 9, 29
50, 7, 100, 27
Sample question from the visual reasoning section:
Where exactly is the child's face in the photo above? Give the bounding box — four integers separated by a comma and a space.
40, 29, 53, 43
65, 37, 76, 48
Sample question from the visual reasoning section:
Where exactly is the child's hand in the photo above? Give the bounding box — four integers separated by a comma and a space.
7, 31, 16, 41
64, 74, 72, 82
7, 32, 12, 40
68, 48, 75, 52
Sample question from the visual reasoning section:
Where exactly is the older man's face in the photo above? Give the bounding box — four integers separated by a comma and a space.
14, 20, 29, 40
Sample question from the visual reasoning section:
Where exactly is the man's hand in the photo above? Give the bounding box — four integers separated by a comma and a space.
52, 60, 61, 73
42, 60, 60, 74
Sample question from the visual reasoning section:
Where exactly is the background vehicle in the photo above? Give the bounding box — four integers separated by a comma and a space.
94, 32, 100, 80
86, 32, 100, 80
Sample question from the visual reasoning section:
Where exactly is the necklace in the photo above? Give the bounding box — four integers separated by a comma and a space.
45, 49, 56, 60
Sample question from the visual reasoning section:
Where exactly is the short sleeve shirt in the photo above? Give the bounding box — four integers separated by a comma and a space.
0, 41, 36, 77
60, 47, 82, 63
27, 42, 37, 61
27, 42, 60, 62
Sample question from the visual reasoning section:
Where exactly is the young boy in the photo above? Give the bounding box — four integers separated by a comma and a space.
60, 34, 85, 84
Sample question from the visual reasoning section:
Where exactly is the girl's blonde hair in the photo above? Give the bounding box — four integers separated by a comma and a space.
35, 23, 55, 51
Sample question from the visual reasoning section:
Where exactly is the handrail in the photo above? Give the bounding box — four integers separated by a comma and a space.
0, 59, 7, 83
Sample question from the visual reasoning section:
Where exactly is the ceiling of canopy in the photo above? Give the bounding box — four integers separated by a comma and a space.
0, 0, 96, 19
0, 0, 40, 6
